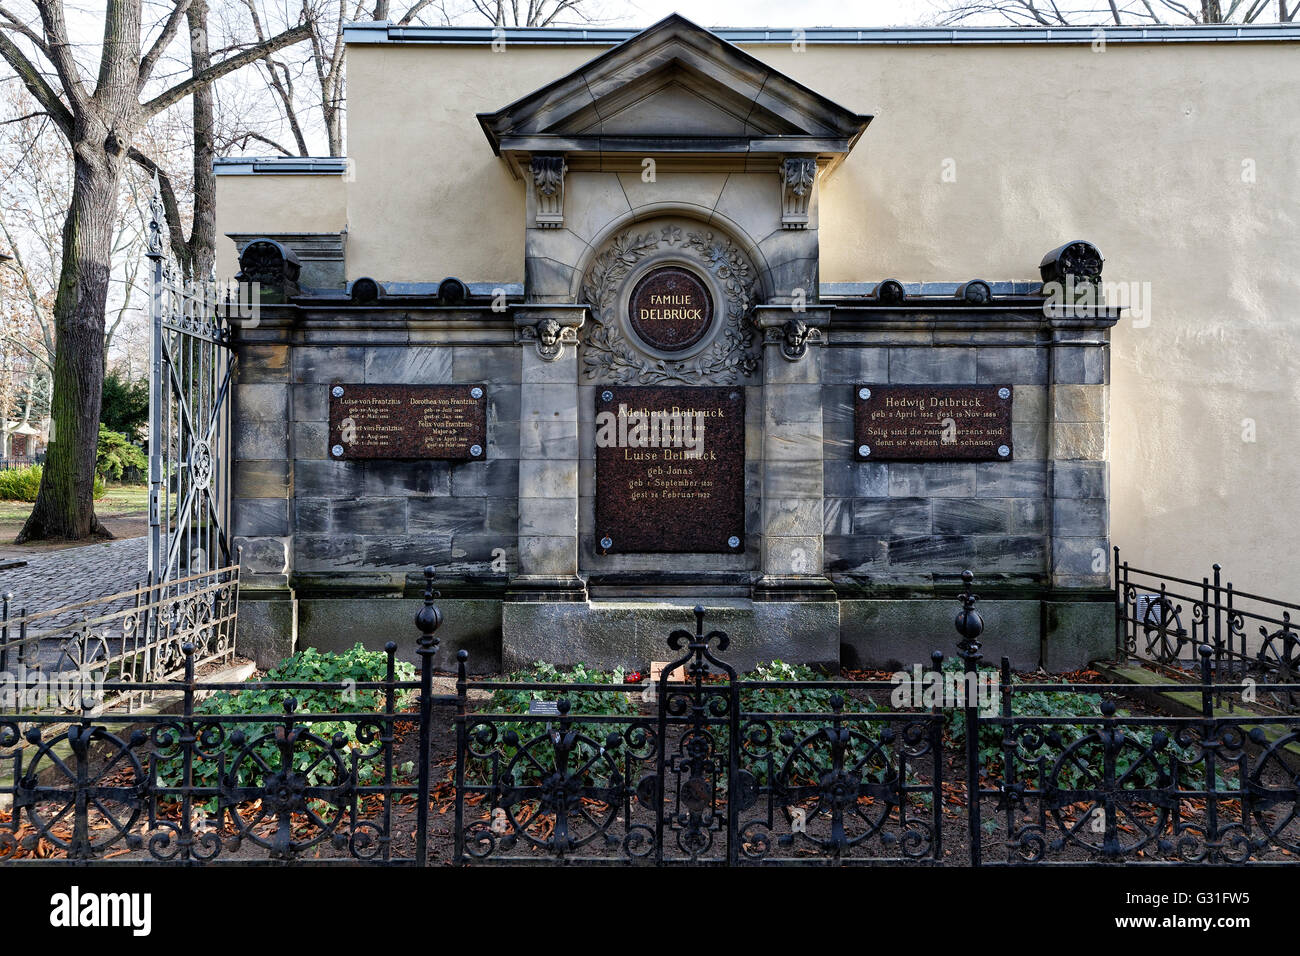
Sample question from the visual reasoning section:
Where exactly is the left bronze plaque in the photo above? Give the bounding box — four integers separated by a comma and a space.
328, 384, 487, 460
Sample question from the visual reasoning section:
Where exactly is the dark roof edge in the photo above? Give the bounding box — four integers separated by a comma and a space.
343, 21, 1300, 46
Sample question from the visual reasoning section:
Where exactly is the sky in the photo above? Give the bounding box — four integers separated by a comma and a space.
591, 0, 943, 28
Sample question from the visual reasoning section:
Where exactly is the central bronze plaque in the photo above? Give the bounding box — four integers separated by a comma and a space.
628, 266, 713, 353
595, 386, 744, 554
328, 384, 487, 460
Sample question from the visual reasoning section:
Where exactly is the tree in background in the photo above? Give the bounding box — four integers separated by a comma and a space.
235, 0, 601, 158
939, 0, 1296, 24
100, 370, 150, 442
0, 0, 310, 541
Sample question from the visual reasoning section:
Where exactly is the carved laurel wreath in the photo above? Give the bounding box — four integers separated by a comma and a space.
580, 226, 760, 385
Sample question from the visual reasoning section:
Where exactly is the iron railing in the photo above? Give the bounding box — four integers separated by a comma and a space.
1, 564, 239, 714
0, 457, 36, 471
1114, 546, 1300, 713
2, 567, 1299, 866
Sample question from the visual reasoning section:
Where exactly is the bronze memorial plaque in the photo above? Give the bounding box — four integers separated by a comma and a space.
627, 266, 713, 353
854, 385, 1014, 461
595, 386, 744, 554
328, 384, 487, 460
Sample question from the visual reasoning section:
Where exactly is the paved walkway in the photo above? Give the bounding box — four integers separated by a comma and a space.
0, 538, 150, 667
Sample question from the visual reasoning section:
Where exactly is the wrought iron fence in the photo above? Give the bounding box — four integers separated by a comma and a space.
1, 564, 239, 714
1114, 546, 1300, 713
2, 567, 1299, 866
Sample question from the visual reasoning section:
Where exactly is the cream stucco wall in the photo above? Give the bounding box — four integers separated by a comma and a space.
219, 36, 1300, 600
214, 173, 348, 278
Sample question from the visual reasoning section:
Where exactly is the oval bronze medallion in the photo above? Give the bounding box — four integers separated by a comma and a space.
627, 266, 714, 353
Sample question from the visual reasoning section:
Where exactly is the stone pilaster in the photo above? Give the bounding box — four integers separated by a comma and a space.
1047, 322, 1111, 590
507, 305, 587, 601
752, 306, 835, 601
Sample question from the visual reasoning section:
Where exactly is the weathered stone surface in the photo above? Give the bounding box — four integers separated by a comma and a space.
299, 598, 502, 671
1053, 460, 1108, 499
363, 346, 454, 383
502, 599, 838, 671
236, 383, 290, 422
853, 498, 930, 535
293, 383, 328, 421
236, 536, 289, 575
451, 459, 518, 497
888, 462, 977, 498
236, 597, 298, 669
234, 459, 292, 499
236, 344, 291, 383
1053, 421, 1105, 460
824, 347, 888, 385
840, 599, 1041, 671
1053, 384, 1106, 423
294, 346, 365, 383
1053, 346, 1106, 385
974, 460, 1048, 497
931, 498, 1009, 534
332, 497, 408, 535
1012, 385, 1046, 423
888, 347, 976, 383
976, 347, 1048, 385
1042, 599, 1115, 670
234, 498, 291, 537
294, 498, 330, 533
1053, 497, 1109, 536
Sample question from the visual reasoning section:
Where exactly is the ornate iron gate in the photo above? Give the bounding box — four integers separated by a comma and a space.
145, 185, 235, 587
451, 606, 946, 866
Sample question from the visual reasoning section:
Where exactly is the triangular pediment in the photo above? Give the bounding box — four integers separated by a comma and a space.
478, 14, 871, 164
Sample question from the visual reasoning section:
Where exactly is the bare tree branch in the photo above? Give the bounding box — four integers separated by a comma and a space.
33, 0, 90, 108
138, 0, 194, 87
0, 28, 72, 136
142, 20, 310, 117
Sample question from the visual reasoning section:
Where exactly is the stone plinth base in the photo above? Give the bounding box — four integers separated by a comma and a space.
237, 591, 1114, 675
502, 598, 840, 673
839, 594, 1113, 673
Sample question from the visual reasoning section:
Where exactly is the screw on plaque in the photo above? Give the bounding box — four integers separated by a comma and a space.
859, 388, 871, 400
470, 444, 483, 457
601, 390, 613, 402
858, 444, 871, 457
727, 535, 741, 549
997, 445, 1010, 457
332, 386, 344, 398
998, 387, 1010, 400
600, 536, 613, 549
331, 444, 345, 457
470, 386, 484, 399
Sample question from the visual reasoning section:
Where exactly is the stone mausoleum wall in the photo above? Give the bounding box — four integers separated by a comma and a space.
221, 16, 1130, 673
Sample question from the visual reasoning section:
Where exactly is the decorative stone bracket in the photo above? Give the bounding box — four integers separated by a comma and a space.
753, 306, 830, 362
531, 154, 568, 229
514, 306, 586, 361
779, 157, 818, 230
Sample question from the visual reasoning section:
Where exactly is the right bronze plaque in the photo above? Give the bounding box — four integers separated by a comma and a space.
854, 385, 1013, 461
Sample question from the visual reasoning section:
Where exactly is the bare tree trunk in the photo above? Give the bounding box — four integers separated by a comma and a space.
18, 147, 120, 541
188, 0, 216, 279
